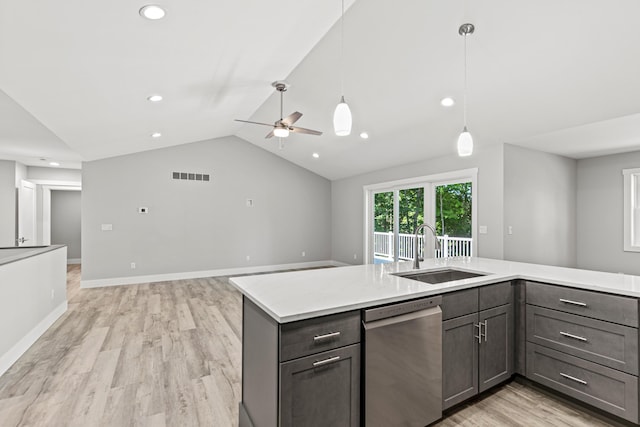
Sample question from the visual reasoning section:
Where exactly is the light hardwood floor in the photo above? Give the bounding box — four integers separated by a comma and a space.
0, 265, 617, 426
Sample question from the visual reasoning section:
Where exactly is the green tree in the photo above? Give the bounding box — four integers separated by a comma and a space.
435, 183, 472, 237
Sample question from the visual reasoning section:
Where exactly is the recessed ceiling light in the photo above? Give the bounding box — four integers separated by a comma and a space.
139, 5, 166, 20
147, 94, 163, 102
312, 153, 320, 159
151, 132, 162, 138
49, 162, 60, 167
441, 97, 455, 107
360, 132, 369, 139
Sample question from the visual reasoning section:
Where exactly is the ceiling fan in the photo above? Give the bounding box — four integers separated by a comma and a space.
235, 81, 323, 139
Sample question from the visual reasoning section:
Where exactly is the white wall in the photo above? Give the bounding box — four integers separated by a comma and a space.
81, 136, 332, 283
51, 190, 81, 260
27, 166, 81, 183
331, 144, 504, 264
503, 144, 577, 267
577, 150, 640, 275
0, 160, 16, 246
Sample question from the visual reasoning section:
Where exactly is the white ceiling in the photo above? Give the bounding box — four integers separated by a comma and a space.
1, 0, 640, 179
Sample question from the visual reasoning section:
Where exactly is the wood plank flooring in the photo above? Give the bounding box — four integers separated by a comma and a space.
0, 264, 617, 426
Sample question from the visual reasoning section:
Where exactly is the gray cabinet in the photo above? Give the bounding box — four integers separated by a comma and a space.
280, 344, 360, 427
240, 297, 361, 427
525, 281, 640, 423
478, 304, 513, 392
441, 282, 514, 410
443, 312, 478, 408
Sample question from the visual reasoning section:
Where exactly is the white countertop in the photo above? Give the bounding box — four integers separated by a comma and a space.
0, 245, 65, 266
229, 257, 640, 323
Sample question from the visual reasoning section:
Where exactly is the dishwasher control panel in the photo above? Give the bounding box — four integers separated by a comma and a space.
364, 295, 442, 322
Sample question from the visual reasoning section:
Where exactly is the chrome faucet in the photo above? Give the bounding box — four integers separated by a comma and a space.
413, 223, 442, 269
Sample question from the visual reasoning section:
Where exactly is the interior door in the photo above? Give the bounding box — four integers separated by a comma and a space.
18, 180, 36, 246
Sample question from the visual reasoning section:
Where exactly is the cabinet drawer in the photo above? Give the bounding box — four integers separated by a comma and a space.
527, 306, 638, 375
526, 343, 638, 423
479, 281, 512, 311
441, 288, 478, 321
280, 311, 360, 362
280, 344, 360, 427
526, 282, 638, 327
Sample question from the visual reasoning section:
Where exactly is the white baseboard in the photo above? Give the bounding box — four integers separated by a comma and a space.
67, 258, 81, 265
81, 260, 347, 288
0, 301, 68, 377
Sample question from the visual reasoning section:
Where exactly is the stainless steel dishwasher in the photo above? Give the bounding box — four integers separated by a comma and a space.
363, 296, 442, 427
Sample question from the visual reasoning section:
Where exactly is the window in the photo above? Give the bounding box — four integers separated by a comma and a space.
623, 168, 640, 252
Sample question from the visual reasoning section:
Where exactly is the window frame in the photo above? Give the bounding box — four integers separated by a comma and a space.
623, 168, 640, 252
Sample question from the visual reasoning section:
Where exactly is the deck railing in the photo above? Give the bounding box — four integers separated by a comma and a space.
374, 232, 472, 261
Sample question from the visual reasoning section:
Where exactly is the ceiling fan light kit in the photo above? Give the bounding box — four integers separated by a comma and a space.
234, 81, 322, 140
457, 22, 475, 157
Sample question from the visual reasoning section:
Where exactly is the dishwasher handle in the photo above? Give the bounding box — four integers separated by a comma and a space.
363, 305, 441, 330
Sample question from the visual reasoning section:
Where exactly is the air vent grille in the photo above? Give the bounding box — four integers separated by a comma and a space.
172, 172, 210, 182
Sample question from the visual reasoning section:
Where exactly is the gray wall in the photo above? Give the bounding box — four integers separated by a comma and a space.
577, 150, 640, 275
331, 144, 505, 264
503, 144, 577, 267
27, 166, 81, 183
0, 160, 16, 247
82, 136, 332, 281
51, 190, 81, 260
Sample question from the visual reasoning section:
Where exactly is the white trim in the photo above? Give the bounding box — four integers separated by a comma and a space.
67, 258, 81, 264
29, 179, 81, 188
80, 260, 345, 288
362, 168, 478, 192
0, 301, 68, 377
623, 168, 640, 252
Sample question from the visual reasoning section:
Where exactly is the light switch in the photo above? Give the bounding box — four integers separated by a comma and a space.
246, 199, 254, 208
101, 224, 113, 231
479, 225, 488, 234
508, 226, 513, 235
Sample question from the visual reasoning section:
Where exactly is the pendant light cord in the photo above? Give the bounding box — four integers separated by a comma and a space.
340, 0, 345, 97
463, 32, 467, 128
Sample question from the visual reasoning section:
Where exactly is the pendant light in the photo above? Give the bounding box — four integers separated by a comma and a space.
333, 0, 352, 136
457, 23, 475, 157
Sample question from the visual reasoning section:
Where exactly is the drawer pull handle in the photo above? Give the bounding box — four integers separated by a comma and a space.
559, 298, 587, 307
483, 320, 488, 342
313, 356, 341, 367
560, 372, 588, 385
313, 331, 341, 342
560, 331, 588, 342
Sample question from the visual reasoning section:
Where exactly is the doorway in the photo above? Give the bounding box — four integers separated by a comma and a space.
364, 169, 478, 264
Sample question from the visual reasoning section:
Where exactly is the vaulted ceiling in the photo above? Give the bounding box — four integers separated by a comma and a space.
1, 0, 639, 179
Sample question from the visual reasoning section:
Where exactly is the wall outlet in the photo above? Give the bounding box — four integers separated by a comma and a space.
479, 225, 488, 234
130, 262, 136, 269
246, 255, 250, 261
51, 289, 55, 300
301, 251, 306, 257
353, 253, 357, 260
508, 226, 513, 235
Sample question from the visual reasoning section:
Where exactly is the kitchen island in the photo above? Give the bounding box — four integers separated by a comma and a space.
0, 245, 67, 376
231, 257, 640, 426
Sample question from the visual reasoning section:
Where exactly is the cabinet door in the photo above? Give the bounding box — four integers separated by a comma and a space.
443, 312, 479, 410
279, 344, 360, 427
479, 304, 513, 392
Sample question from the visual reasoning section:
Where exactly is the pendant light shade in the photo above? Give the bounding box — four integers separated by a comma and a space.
457, 126, 473, 157
457, 23, 475, 157
333, 96, 352, 136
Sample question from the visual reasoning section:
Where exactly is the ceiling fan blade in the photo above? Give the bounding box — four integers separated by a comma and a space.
235, 119, 274, 127
281, 111, 302, 126
290, 126, 323, 136
265, 130, 275, 139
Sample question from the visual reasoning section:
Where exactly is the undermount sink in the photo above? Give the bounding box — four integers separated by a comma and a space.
393, 268, 487, 284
